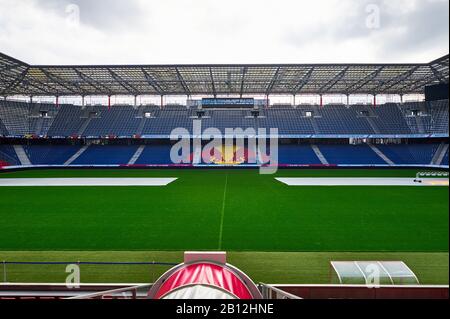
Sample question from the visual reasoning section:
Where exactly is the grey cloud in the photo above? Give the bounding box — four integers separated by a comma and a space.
33, 0, 145, 31
380, 0, 449, 55
285, 0, 448, 60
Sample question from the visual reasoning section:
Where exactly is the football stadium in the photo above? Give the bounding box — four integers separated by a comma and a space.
0, 51, 448, 300
0, 1, 449, 302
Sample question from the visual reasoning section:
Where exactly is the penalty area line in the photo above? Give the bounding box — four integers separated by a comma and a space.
218, 173, 228, 250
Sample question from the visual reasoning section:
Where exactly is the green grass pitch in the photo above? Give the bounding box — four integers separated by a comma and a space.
0, 168, 448, 284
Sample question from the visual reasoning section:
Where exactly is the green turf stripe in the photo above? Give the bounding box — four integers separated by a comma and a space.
218, 173, 228, 250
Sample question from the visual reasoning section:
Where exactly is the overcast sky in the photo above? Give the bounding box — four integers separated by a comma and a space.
0, 0, 448, 65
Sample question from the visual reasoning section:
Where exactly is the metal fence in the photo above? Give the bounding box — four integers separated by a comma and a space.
1, 261, 178, 284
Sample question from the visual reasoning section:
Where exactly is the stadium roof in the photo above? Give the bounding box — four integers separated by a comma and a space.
0, 52, 448, 97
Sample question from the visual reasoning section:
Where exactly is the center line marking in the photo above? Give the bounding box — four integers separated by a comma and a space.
218, 173, 228, 250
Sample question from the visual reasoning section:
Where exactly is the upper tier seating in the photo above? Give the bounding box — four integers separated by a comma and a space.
84, 106, 140, 137
0, 100, 448, 137
46, 104, 85, 136
0, 118, 8, 135
0, 101, 30, 135
371, 104, 411, 134
315, 105, 373, 134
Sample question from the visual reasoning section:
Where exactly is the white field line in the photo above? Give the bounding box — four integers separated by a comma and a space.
275, 177, 449, 186
0, 178, 177, 187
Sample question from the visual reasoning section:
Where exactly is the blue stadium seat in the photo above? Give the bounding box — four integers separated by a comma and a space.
25, 145, 82, 165
0, 145, 20, 165
377, 144, 440, 165
318, 144, 386, 165
72, 145, 138, 165
278, 144, 321, 164
135, 145, 175, 164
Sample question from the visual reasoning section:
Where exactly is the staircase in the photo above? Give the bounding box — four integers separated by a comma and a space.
431, 143, 449, 165
35, 118, 44, 136
364, 117, 380, 134
368, 144, 395, 165
415, 116, 425, 134
136, 118, 147, 136
64, 145, 89, 165
128, 145, 145, 165
310, 117, 320, 134
77, 118, 91, 136
13, 145, 31, 165
311, 144, 328, 165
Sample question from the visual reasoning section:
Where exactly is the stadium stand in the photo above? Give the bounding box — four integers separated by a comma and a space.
442, 148, 449, 165
425, 100, 449, 134
83, 105, 140, 137
71, 145, 139, 165
46, 104, 86, 137
0, 143, 446, 166
315, 105, 374, 135
0, 100, 30, 135
317, 144, 387, 165
0, 100, 448, 137
142, 108, 194, 136
0, 98, 448, 167
0, 144, 20, 166
277, 144, 322, 164
0, 117, 8, 136
376, 143, 441, 165
262, 108, 315, 134
24, 145, 82, 165
135, 144, 174, 165
371, 104, 412, 134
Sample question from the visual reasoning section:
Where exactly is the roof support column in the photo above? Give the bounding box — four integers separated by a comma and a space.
265, 95, 269, 109
55, 96, 59, 108
160, 95, 164, 109
400, 94, 404, 104
319, 94, 323, 107
134, 95, 138, 108
346, 94, 350, 106
373, 94, 377, 107
108, 95, 111, 110
82, 96, 85, 108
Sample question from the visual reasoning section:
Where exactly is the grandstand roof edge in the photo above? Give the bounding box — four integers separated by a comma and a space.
1, 52, 447, 68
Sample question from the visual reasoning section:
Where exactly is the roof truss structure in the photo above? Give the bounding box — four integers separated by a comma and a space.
0, 52, 448, 97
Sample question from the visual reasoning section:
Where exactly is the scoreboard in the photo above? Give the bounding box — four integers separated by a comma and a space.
201, 98, 254, 108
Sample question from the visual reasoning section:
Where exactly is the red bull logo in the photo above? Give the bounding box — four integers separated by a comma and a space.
170, 120, 278, 174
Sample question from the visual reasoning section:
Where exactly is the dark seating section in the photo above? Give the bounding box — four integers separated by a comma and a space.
0, 143, 445, 166
317, 144, 386, 165
72, 145, 139, 165
24, 145, 81, 165
0, 100, 448, 137
376, 144, 441, 165
0, 145, 20, 165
